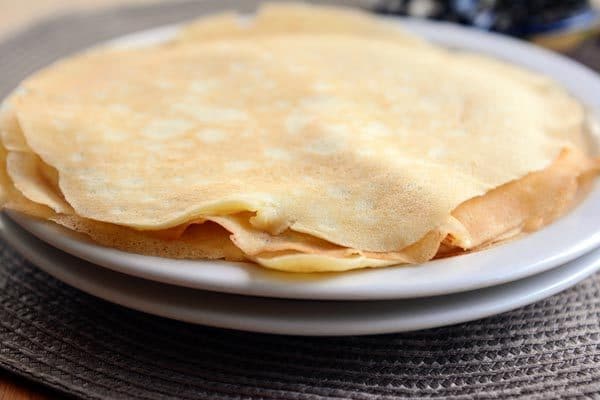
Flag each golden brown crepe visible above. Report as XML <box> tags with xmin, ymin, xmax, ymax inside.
<box><xmin>0</xmin><ymin>3</ymin><xmax>597</xmax><ymax>272</ymax></box>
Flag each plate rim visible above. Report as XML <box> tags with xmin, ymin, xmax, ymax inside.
<box><xmin>2</xmin><ymin>214</ymin><xmax>600</xmax><ymax>336</ymax></box>
<box><xmin>7</xmin><ymin>16</ymin><xmax>600</xmax><ymax>300</ymax></box>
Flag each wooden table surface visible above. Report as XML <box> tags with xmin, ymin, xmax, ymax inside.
<box><xmin>0</xmin><ymin>372</ymin><xmax>55</xmax><ymax>400</ymax></box>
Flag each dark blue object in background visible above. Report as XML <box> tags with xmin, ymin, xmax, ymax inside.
<box><xmin>373</xmin><ymin>0</ymin><xmax>596</xmax><ymax>36</ymax></box>
<box><xmin>372</xmin><ymin>0</ymin><xmax>600</xmax><ymax>70</ymax></box>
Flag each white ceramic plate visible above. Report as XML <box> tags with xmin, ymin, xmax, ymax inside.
<box><xmin>9</xmin><ymin>17</ymin><xmax>600</xmax><ymax>300</ymax></box>
<box><xmin>3</xmin><ymin>213</ymin><xmax>600</xmax><ymax>336</ymax></box>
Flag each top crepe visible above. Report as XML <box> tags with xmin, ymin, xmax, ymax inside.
<box><xmin>0</xmin><ymin>3</ymin><xmax>596</xmax><ymax>271</ymax></box>
<box><xmin>176</xmin><ymin>2</ymin><xmax>429</xmax><ymax>47</ymax></box>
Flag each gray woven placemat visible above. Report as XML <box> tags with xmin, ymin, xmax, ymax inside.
<box><xmin>1</xmin><ymin>1</ymin><xmax>600</xmax><ymax>399</ymax></box>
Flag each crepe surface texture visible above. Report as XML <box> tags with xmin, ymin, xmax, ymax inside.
<box><xmin>0</xmin><ymin>2</ymin><xmax>598</xmax><ymax>272</ymax></box>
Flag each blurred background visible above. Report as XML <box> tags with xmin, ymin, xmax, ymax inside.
<box><xmin>0</xmin><ymin>0</ymin><xmax>599</xmax><ymax>70</ymax></box>
<box><xmin>373</xmin><ymin>0</ymin><xmax>600</xmax><ymax>70</ymax></box>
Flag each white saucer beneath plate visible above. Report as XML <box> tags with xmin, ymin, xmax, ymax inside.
<box><xmin>3</xmin><ymin>213</ymin><xmax>600</xmax><ymax>336</ymax></box>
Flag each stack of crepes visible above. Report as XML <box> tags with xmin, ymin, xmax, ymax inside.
<box><xmin>0</xmin><ymin>3</ymin><xmax>598</xmax><ymax>272</ymax></box>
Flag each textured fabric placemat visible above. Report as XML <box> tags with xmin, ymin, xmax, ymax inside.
<box><xmin>1</xmin><ymin>1</ymin><xmax>600</xmax><ymax>399</ymax></box>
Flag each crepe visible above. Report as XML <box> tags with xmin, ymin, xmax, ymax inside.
<box><xmin>177</xmin><ymin>2</ymin><xmax>428</xmax><ymax>47</ymax></box>
<box><xmin>0</xmin><ymin>3</ymin><xmax>597</xmax><ymax>272</ymax></box>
